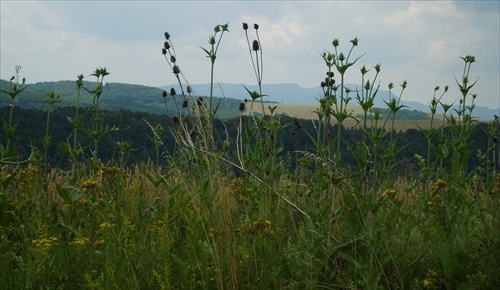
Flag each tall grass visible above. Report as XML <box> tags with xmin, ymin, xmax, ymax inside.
<box><xmin>1</xmin><ymin>24</ymin><xmax>499</xmax><ymax>289</ymax></box>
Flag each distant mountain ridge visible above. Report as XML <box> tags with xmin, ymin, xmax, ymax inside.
<box><xmin>160</xmin><ymin>82</ymin><xmax>499</xmax><ymax>120</ymax></box>
<box><xmin>1</xmin><ymin>79</ymin><xmax>496</xmax><ymax>120</ymax></box>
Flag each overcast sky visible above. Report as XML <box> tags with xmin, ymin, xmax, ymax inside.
<box><xmin>1</xmin><ymin>1</ymin><xmax>499</xmax><ymax>108</ymax></box>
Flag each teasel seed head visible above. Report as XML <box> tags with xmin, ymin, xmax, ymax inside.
<box><xmin>197</xmin><ymin>97</ymin><xmax>203</xmax><ymax>106</ymax></box>
<box><xmin>187</xmin><ymin>85</ymin><xmax>193</xmax><ymax>93</ymax></box>
<box><xmin>170</xmin><ymin>87</ymin><xmax>176</xmax><ymax>96</ymax></box>
<box><xmin>173</xmin><ymin>65</ymin><xmax>181</xmax><ymax>74</ymax></box>
<box><xmin>182</xmin><ymin>100</ymin><xmax>188</xmax><ymax>108</ymax></box>
<box><xmin>164</xmin><ymin>41</ymin><xmax>171</xmax><ymax>50</ymax></box>
<box><xmin>252</xmin><ymin>40</ymin><xmax>260</xmax><ymax>51</ymax></box>
<box><xmin>243</xmin><ymin>23</ymin><xmax>248</xmax><ymax>30</ymax></box>
<box><xmin>254</xmin><ymin>23</ymin><xmax>259</xmax><ymax>30</ymax></box>
<box><xmin>162</xmin><ymin>48</ymin><xmax>167</xmax><ymax>55</ymax></box>
<box><xmin>164</xmin><ymin>32</ymin><xmax>170</xmax><ymax>40</ymax></box>
<box><xmin>162</xmin><ymin>90</ymin><xmax>167</xmax><ymax>98</ymax></box>
<box><xmin>172</xmin><ymin>115</ymin><xmax>179</xmax><ymax>124</ymax></box>
<box><xmin>321</xmin><ymin>81</ymin><xmax>326</xmax><ymax>88</ymax></box>
<box><xmin>170</xmin><ymin>55</ymin><xmax>176</xmax><ymax>63</ymax></box>
<box><xmin>327</xmin><ymin>71</ymin><xmax>334</xmax><ymax>78</ymax></box>
<box><xmin>239</xmin><ymin>102</ymin><xmax>246</xmax><ymax>112</ymax></box>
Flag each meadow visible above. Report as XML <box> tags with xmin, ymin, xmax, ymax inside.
<box><xmin>1</xmin><ymin>23</ymin><xmax>499</xmax><ymax>289</ymax></box>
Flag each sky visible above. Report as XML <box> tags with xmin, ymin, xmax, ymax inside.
<box><xmin>1</xmin><ymin>1</ymin><xmax>499</xmax><ymax>108</ymax></box>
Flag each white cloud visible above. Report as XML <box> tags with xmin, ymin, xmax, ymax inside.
<box><xmin>1</xmin><ymin>1</ymin><xmax>498</xmax><ymax>108</ymax></box>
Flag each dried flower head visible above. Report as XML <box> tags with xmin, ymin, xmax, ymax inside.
<box><xmin>164</xmin><ymin>41</ymin><xmax>171</xmax><ymax>50</ymax></box>
<box><xmin>252</xmin><ymin>40</ymin><xmax>260</xmax><ymax>51</ymax></box>
<box><xmin>164</xmin><ymin>32</ymin><xmax>170</xmax><ymax>40</ymax></box>
<box><xmin>182</xmin><ymin>100</ymin><xmax>188</xmax><ymax>108</ymax></box>
<box><xmin>239</xmin><ymin>102</ymin><xmax>245</xmax><ymax>112</ymax></box>
<box><xmin>170</xmin><ymin>87</ymin><xmax>176</xmax><ymax>96</ymax></box>
<box><xmin>173</xmin><ymin>65</ymin><xmax>181</xmax><ymax>74</ymax></box>
<box><xmin>172</xmin><ymin>115</ymin><xmax>179</xmax><ymax>124</ymax></box>
<box><xmin>187</xmin><ymin>85</ymin><xmax>193</xmax><ymax>93</ymax></box>
<box><xmin>197</xmin><ymin>97</ymin><xmax>203</xmax><ymax>106</ymax></box>
<box><xmin>170</xmin><ymin>55</ymin><xmax>176</xmax><ymax>63</ymax></box>
<box><xmin>243</xmin><ymin>23</ymin><xmax>248</xmax><ymax>30</ymax></box>
<box><xmin>254</xmin><ymin>23</ymin><xmax>259</xmax><ymax>30</ymax></box>
<box><xmin>162</xmin><ymin>90</ymin><xmax>167</xmax><ymax>98</ymax></box>
<box><xmin>162</xmin><ymin>48</ymin><xmax>167</xmax><ymax>55</ymax></box>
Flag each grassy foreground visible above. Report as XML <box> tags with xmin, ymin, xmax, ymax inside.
<box><xmin>1</xmin><ymin>24</ymin><xmax>499</xmax><ymax>289</ymax></box>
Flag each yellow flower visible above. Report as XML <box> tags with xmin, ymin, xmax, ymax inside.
<box><xmin>99</xmin><ymin>222</ymin><xmax>115</xmax><ymax>229</ymax></box>
<box><xmin>94</xmin><ymin>239</ymin><xmax>105</xmax><ymax>246</ymax></box>
<box><xmin>83</xmin><ymin>179</ymin><xmax>99</xmax><ymax>191</ymax></box>
<box><xmin>377</xmin><ymin>189</ymin><xmax>396</xmax><ymax>202</ymax></box>
<box><xmin>432</xmin><ymin>179</ymin><xmax>446</xmax><ymax>191</ymax></box>
<box><xmin>32</xmin><ymin>236</ymin><xmax>58</xmax><ymax>252</ymax></box>
<box><xmin>69</xmin><ymin>237</ymin><xmax>89</xmax><ymax>246</ymax></box>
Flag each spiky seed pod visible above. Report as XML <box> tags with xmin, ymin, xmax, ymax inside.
<box><xmin>197</xmin><ymin>97</ymin><xmax>203</xmax><ymax>106</ymax></box>
<box><xmin>321</xmin><ymin>81</ymin><xmax>326</xmax><ymax>88</ymax></box>
<box><xmin>182</xmin><ymin>100</ymin><xmax>188</xmax><ymax>108</ymax></box>
<box><xmin>173</xmin><ymin>115</ymin><xmax>179</xmax><ymax>124</ymax></box>
<box><xmin>170</xmin><ymin>55</ymin><xmax>176</xmax><ymax>63</ymax></box>
<box><xmin>170</xmin><ymin>88</ymin><xmax>176</xmax><ymax>96</ymax></box>
<box><xmin>162</xmin><ymin>90</ymin><xmax>167</xmax><ymax>98</ymax></box>
<box><xmin>187</xmin><ymin>85</ymin><xmax>193</xmax><ymax>93</ymax></box>
<box><xmin>162</xmin><ymin>48</ymin><xmax>167</xmax><ymax>55</ymax></box>
<box><xmin>252</xmin><ymin>40</ymin><xmax>260</xmax><ymax>51</ymax></box>
<box><xmin>254</xmin><ymin>23</ymin><xmax>259</xmax><ymax>30</ymax></box>
<box><xmin>327</xmin><ymin>72</ymin><xmax>334</xmax><ymax>77</ymax></box>
<box><xmin>173</xmin><ymin>65</ymin><xmax>181</xmax><ymax>74</ymax></box>
<box><xmin>164</xmin><ymin>41</ymin><xmax>171</xmax><ymax>50</ymax></box>
<box><xmin>243</xmin><ymin>23</ymin><xmax>248</xmax><ymax>30</ymax></box>
<box><xmin>239</xmin><ymin>102</ymin><xmax>245</xmax><ymax>112</ymax></box>
<box><xmin>164</xmin><ymin>32</ymin><xmax>170</xmax><ymax>40</ymax></box>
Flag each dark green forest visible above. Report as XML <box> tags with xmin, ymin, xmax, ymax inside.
<box><xmin>0</xmin><ymin>105</ymin><xmax>492</xmax><ymax>174</ymax></box>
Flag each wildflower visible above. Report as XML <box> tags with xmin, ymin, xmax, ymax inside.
<box><xmin>32</xmin><ymin>236</ymin><xmax>58</xmax><ymax>252</ymax></box>
<box><xmin>208</xmin><ymin>227</ymin><xmax>219</xmax><ymax>238</ymax></box>
<box><xmin>376</xmin><ymin>189</ymin><xmax>396</xmax><ymax>202</ymax></box>
<box><xmin>242</xmin><ymin>22</ymin><xmax>248</xmax><ymax>30</ymax></box>
<box><xmin>69</xmin><ymin>237</ymin><xmax>90</xmax><ymax>246</ymax></box>
<box><xmin>422</xmin><ymin>269</ymin><xmax>437</xmax><ymax>288</ymax></box>
<box><xmin>99</xmin><ymin>222</ymin><xmax>115</xmax><ymax>229</ymax></box>
<box><xmin>94</xmin><ymin>239</ymin><xmax>105</xmax><ymax>246</ymax></box>
<box><xmin>432</xmin><ymin>179</ymin><xmax>446</xmax><ymax>191</ymax></box>
<box><xmin>253</xmin><ymin>23</ymin><xmax>259</xmax><ymax>30</ymax></box>
<box><xmin>83</xmin><ymin>179</ymin><xmax>99</xmax><ymax>191</ymax></box>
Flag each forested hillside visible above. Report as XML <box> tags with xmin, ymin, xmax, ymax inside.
<box><xmin>0</xmin><ymin>106</ymin><xmax>490</xmax><ymax>172</ymax></box>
